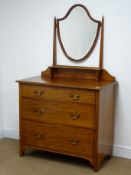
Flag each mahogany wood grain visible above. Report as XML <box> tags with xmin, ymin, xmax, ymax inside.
<box><xmin>17</xmin><ymin>74</ymin><xmax>116</xmax><ymax>91</ymax></box>
<box><xmin>19</xmin><ymin>85</ymin><xmax>24</xmax><ymax>156</ymax></box>
<box><xmin>97</xmin><ymin>85</ymin><xmax>115</xmax><ymax>166</ymax></box>
<box><xmin>22</xmin><ymin>120</ymin><xmax>94</xmax><ymax>157</ymax></box>
<box><xmin>42</xmin><ymin>66</ymin><xmax>116</xmax><ymax>82</ymax></box>
<box><xmin>53</xmin><ymin>17</ymin><xmax>57</xmax><ymax>66</ymax></box>
<box><xmin>21</xmin><ymin>84</ymin><xmax>96</xmax><ymax>104</ymax></box>
<box><xmin>22</xmin><ymin>99</ymin><xmax>95</xmax><ymax>129</ymax></box>
<box><xmin>22</xmin><ymin>144</ymin><xmax>94</xmax><ymax>165</ymax></box>
<box><xmin>17</xmin><ymin>66</ymin><xmax>117</xmax><ymax>171</ymax></box>
<box><xmin>99</xmin><ymin>17</ymin><xmax>104</xmax><ymax>68</ymax></box>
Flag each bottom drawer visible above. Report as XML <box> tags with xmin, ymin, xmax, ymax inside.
<box><xmin>22</xmin><ymin>120</ymin><xmax>94</xmax><ymax>157</ymax></box>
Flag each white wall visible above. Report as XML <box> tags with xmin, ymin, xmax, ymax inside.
<box><xmin>0</xmin><ymin>0</ymin><xmax>131</xmax><ymax>158</ymax></box>
<box><xmin>0</xmin><ymin>62</ymin><xmax>3</xmax><ymax>131</ymax></box>
<box><xmin>0</xmin><ymin>64</ymin><xmax>3</xmax><ymax>130</ymax></box>
<box><xmin>0</xmin><ymin>5</ymin><xmax>3</xmax><ymax>132</ymax></box>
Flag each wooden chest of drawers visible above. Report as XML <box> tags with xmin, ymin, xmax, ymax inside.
<box><xmin>17</xmin><ymin>69</ymin><xmax>116</xmax><ymax>171</ymax></box>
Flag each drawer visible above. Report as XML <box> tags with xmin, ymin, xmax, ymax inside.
<box><xmin>22</xmin><ymin>99</ymin><xmax>95</xmax><ymax>129</ymax></box>
<box><xmin>22</xmin><ymin>120</ymin><xmax>94</xmax><ymax>157</ymax></box>
<box><xmin>21</xmin><ymin>84</ymin><xmax>95</xmax><ymax>104</ymax></box>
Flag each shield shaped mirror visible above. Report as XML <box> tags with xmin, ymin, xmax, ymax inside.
<box><xmin>53</xmin><ymin>4</ymin><xmax>103</xmax><ymax>68</ymax></box>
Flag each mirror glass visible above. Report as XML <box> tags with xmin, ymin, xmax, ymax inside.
<box><xmin>58</xmin><ymin>6</ymin><xmax>98</xmax><ymax>60</ymax></box>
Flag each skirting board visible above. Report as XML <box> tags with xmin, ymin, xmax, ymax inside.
<box><xmin>4</xmin><ymin>129</ymin><xmax>19</xmax><ymax>139</ymax></box>
<box><xmin>0</xmin><ymin>129</ymin><xmax>4</xmax><ymax>139</ymax></box>
<box><xmin>113</xmin><ymin>146</ymin><xmax>131</xmax><ymax>159</ymax></box>
<box><xmin>0</xmin><ymin>129</ymin><xmax>131</xmax><ymax>159</ymax></box>
<box><xmin>0</xmin><ymin>129</ymin><xmax>19</xmax><ymax>140</ymax></box>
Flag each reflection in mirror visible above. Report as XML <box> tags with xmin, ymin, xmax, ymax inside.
<box><xmin>57</xmin><ymin>5</ymin><xmax>100</xmax><ymax>61</ymax></box>
<box><xmin>57</xmin><ymin>35</ymin><xmax>100</xmax><ymax>67</ymax></box>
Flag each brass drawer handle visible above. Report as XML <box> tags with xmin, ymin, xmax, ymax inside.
<box><xmin>69</xmin><ymin>139</ymin><xmax>79</xmax><ymax>145</ymax></box>
<box><xmin>69</xmin><ymin>94</ymin><xmax>80</xmax><ymax>101</ymax></box>
<box><xmin>33</xmin><ymin>90</ymin><xmax>44</xmax><ymax>97</ymax></box>
<box><xmin>34</xmin><ymin>109</ymin><xmax>45</xmax><ymax>115</ymax></box>
<box><xmin>34</xmin><ymin>133</ymin><xmax>44</xmax><ymax>139</ymax></box>
<box><xmin>69</xmin><ymin>113</ymin><xmax>80</xmax><ymax>120</ymax></box>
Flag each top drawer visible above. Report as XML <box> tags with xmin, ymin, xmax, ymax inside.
<box><xmin>20</xmin><ymin>84</ymin><xmax>95</xmax><ymax>104</ymax></box>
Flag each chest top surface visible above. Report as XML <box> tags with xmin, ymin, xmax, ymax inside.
<box><xmin>17</xmin><ymin>73</ymin><xmax>116</xmax><ymax>90</ymax></box>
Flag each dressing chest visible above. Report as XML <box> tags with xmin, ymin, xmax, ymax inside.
<box><xmin>17</xmin><ymin>4</ymin><xmax>117</xmax><ymax>171</ymax></box>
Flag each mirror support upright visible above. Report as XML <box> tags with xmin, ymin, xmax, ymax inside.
<box><xmin>99</xmin><ymin>17</ymin><xmax>104</xmax><ymax>69</ymax></box>
<box><xmin>53</xmin><ymin>17</ymin><xmax>57</xmax><ymax>66</ymax></box>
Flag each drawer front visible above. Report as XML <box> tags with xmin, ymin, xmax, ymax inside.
<box><xmin>21</xmin><ymin>84</ymin><xmax>95</xmax><ymax>104</ymax></box>
<box><xmin>22</xmin><ymin>99</ymin><xmax>95</xmax><ymax>129</ymax></box>
<box><xmin>22</xmin><ymin>120</ymin><xmax>94</xmax><ymax>157</ymax></box>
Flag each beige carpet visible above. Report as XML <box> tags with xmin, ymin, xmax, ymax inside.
<box><xmin>0</xmin><ymin>138</ymin><xmax>131</xmax><ymax>175</ymax></box>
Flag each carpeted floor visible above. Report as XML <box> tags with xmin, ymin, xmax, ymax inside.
<box><xmin>0</xmin><ymin>138</ymin><xmax>131</xmax><ymax>175</ymax></box>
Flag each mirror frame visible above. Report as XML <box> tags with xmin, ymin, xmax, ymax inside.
<box><xmin>53</xmin><ymin>4</ymin><xmax>104</xmax><ymax>68</ymax></box>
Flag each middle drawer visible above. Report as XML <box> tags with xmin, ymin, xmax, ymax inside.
<box><xmin>22</xmin><ymin>99</ymin><xmax>95</xmax><ymax>129</ymax></box>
